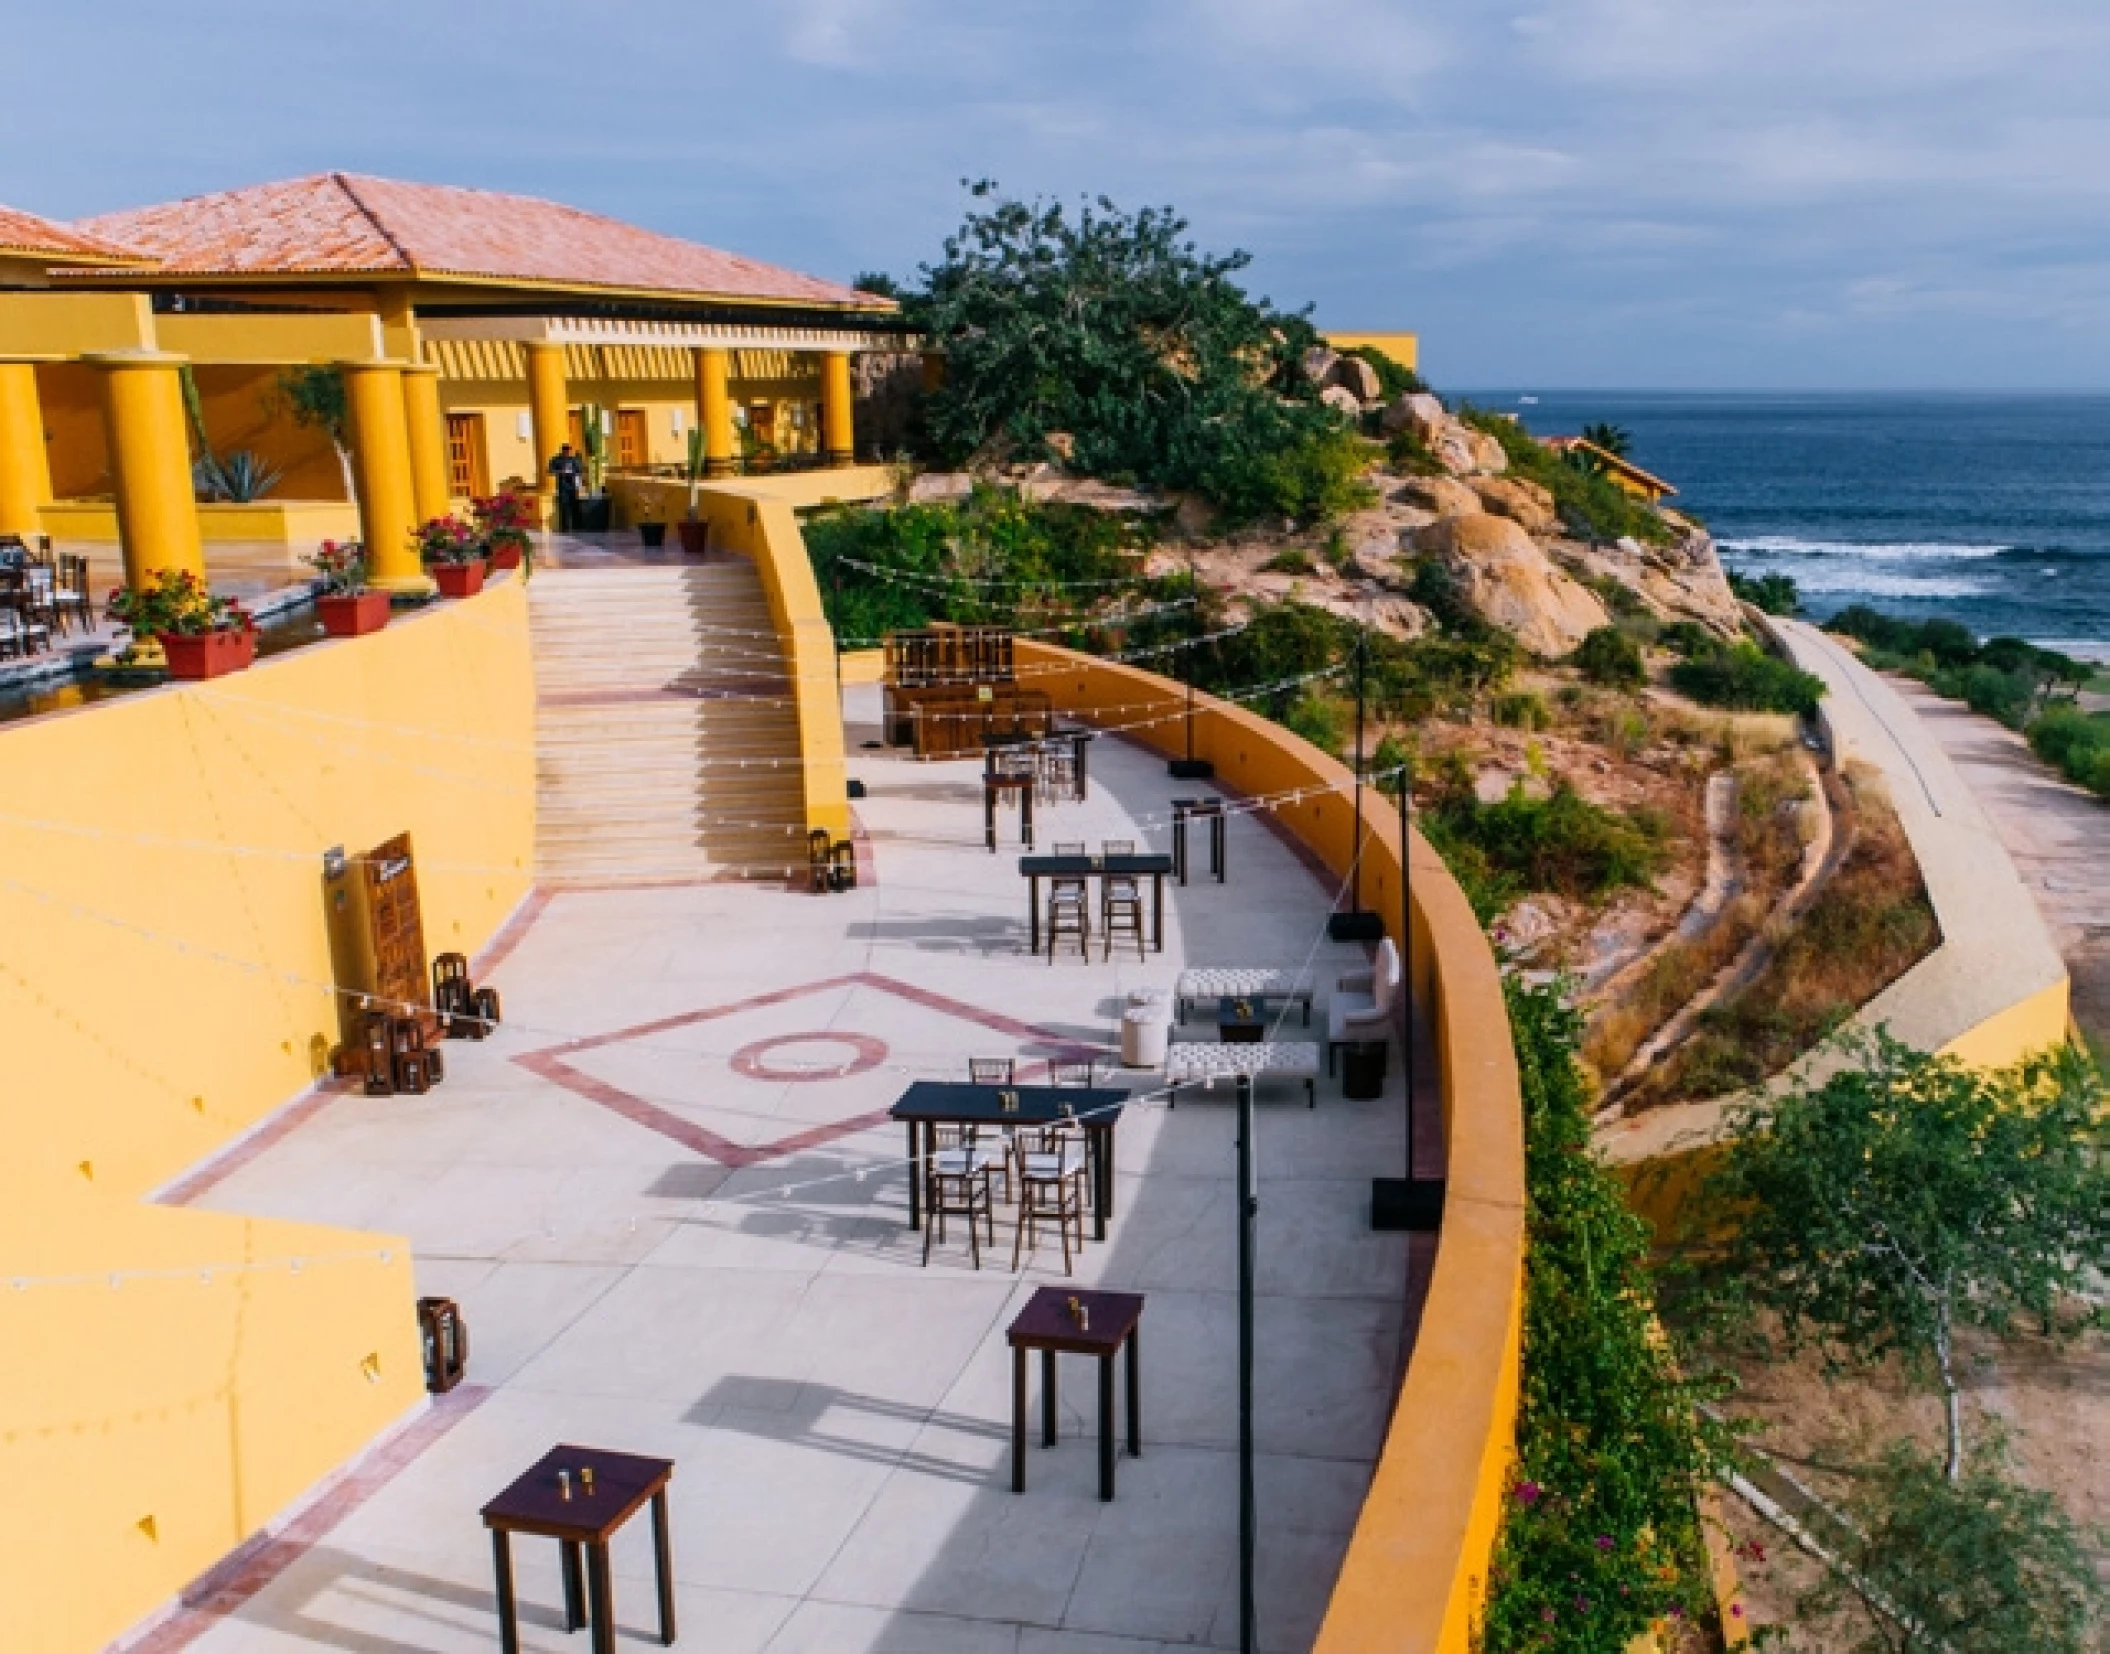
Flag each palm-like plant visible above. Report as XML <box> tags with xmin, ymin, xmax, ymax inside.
<box><xmin>1581</xmin><ymin>421</ymin><xmax>1633</xmax><ymax>458</ymax></box>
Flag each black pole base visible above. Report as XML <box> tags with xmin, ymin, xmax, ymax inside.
<box><xmin>1327</xmin><ymin>910</ymin><xmax>1386</xmax><ymax>942</ymax></box>
<box><xmin>1168</xmin><ymin>758</ymin><xmax>1215</xmax><ymax>779</ymax></box>
<box><xmin>1371</xmin><ymin>1177</ymin><xmax>1445</xmax><ymax>1232</ymax></box>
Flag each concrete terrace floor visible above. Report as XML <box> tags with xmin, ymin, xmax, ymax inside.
<box><xmin>164</xmin><ymin>687</ymin><xmax>1428</xmax><ymax>1654</ymax></box>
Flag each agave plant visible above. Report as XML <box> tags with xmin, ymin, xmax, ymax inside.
<box><xmin>214</xmin><ymin>449</ymin><xmax>284</xmax><ymax>503</ymax></box>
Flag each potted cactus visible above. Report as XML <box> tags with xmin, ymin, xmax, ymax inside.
<box><xmin>677</xmin><ymin>426</ymin><xmax>711</xmax><ymax>555</ymax></box>
<box><xmin>417</xmin><ymin>515</ymin><xmax>487</xmax><ymax>598</ymax></box>
<box><xmin>575</xmin><ymin>403</ymin><xmax>613</xmax><ymax>532</ymax></box>
<box><xmin>306</xmin><ymin>538</ymin><xmax>390</xmax><ymax>636</ymax></box>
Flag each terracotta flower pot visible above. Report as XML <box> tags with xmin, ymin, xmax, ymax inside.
<box><xmin>488</xmin><ymin>540</ymin><xmax>524</xmax><ymax>571</ymax></box>
<box><xmin>317</xmin><ymin>591</ymin><xmax>391</xmax><ymax>638</ymax></box>
<box><xmin>159</xmin><ymin>626</ymin><xmax>255</xmax><ymax>681</ymax></box>
<box><xmin>677</xmin><ymin>520</ymin><xmax>710</xmax><ymax>557</ymax></box>
<box><xmin>431</xmin><ymin>560</ymin><xmax>487</xmax><ymax>599</ymax></box>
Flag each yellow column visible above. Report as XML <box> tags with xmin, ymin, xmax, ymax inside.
<box><xmin>697</xmin><ymin>346</ymin><xmax>735</xmax><ymax>476</ymax></box>
<box><xmin>341</xmin><ymin>360</ymin><xmax>429</xmax><ymax>594</ymax></box>
<box><xmin>0</xmin><ymin>360</ymin><xmax>54</xmax><ymax>539</ymax></box>
<box><xmin>401</xmin><ymin>363</ymin><xmax>451</xmax><ymax>522</ymax></box>
<box><xmin>525</xmin><ymin>341</ymin><xmax>568</xmax><ymax>517</ymax></box>
<box><xmin>86</xmin><ymin>351</ymin><xmax>203</xmax><ymax>589</ymax></box>
<box><xmin>821</xmin><ymin>350</ymin><xmax>855</xmax><ymax>467</ymax></box>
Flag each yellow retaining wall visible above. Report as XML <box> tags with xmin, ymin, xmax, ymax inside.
<box><xmin>0</xmin><ymin>580</ymin><xmax>537</xmax><ymax>1651</ymax></box>
<box><xmin>610</xmin><ymin>467</ymin><xmax>894</xmax><ymax>841</ymax></box>
<box><xmin>1014</xmin><ymin>641</ymin><xmax>1526</xmax><ymax>1653</ymax></box>
<box><xmin>41</xmin><ymin>498</ymin><xmax>361</xmax><ymax>549</ymax></box>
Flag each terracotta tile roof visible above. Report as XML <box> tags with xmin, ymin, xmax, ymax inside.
<box><xmin>69</xmin><ymin>173</ymin><xmax>890</xmax><ymax>310</ymax></box>
<box><xmin>0</xmin><ymin>202</ymin><xmax>151</xmax><ymax>266</ymax></box>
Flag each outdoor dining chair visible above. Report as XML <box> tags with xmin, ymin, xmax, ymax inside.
<box><xmin>923</xmin><ymin>1125</ymin><xmax>999</xmax><ymax>1270</ymax></box>
<box><xmin>1011</xmin><ymin>1121</ymin><xmax>1090</xmax><ymax>1273</ymax></box>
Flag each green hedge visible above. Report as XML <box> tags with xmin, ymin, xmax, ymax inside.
<box><xmin>1669</xmin><ymin>640</ymin><xmax>1825</xmax><ymax>717</ymax></box>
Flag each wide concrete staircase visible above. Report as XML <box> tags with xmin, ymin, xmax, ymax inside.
<box><xmin>530</xmin><ymin>559</ymin><xmax>809</xmax><ymax>885</ymax></box>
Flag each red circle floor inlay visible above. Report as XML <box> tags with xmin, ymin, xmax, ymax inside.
<box><xmin>729</xmin><ymin>1032</ymin><xmax>889</xmax><ymax>1083</ymax></box>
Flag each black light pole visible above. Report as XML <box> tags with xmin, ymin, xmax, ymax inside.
<box><xmin>1170</xmin><ymin>548</ymin><xmax>1214</xmax><ymax>779</ymax></box>
<box><xmin>1373</xmin><ymin>767</ymin><xmax>1444</xmax><ymax>1231</ymax></box>
<box><xmin>1328</xmin><ymin>620</ymin><xmax>1383</xmax><ymax>941</ymax></box>
<box><xmin>1235</xmin><ymin>1073</ymin><xmax>1258</xmax><ymax>1654</ymax></box>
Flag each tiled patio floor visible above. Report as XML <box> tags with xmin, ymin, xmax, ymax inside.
<box><xmin>158</xmin><ymin>689</ymin><xmax>1433</xmax><ymax>1653</ymax></box>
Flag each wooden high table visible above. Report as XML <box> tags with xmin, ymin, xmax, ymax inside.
<box><xmin>1018</xmin><ymin>852</ymin><xmax>1174</xmax><ymax>953</ymax></box>
<box><xmin>890</xmin><ymin>1080</ymin><xmax>1127</xmax><ymax>1240</ymax></box>
<box><xmin>482</xmin><ymin>1444</ymin><xmax>676</xmax><ymax>1654</ymax></box>
<box><xmin>1007</xmin><ymin>1286</ymin><xmax>1145</xmax><ymax>1501</ymax></box>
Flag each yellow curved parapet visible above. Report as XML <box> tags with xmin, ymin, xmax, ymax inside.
<box><xmin>0</xmin><ymin>582</ymin><xmax>536</xmax><ymax>1650</ymax></box>
<box><xmin>1015</xmin><ymin>641</ymin><xmax>1527</xmax><ymax>1653</ymax></box>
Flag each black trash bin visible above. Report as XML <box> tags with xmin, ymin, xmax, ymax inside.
<box><xmin>1341</xmin><ymin>1040</ymin><xmax>1387</xmax><ymax>1101</ymax></box>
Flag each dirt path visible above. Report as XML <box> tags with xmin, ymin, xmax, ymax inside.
<box><xmin>1888</xmin><ymin>678</ymin><xmax>2110</xmax><ymax>1053</ymax></box>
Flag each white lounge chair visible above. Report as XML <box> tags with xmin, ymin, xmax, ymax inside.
<box><xmin>1327</xmin><ymin>937</ymin><xmax>1400</xmax><ymax>1073</ymax></box>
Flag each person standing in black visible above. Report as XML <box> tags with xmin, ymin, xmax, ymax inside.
<box><xmin>547</xmin><ymin>443</ymin><xmax>585</xmax><ymax>531</ymax></box>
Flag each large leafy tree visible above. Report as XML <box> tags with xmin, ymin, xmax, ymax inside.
<box><xmin>1697</xmin><ymin>1032</ymin><xmax>2109</xmax><ymax>1480</ymax></box>
<box><xmin>909</xmin><ymin>183</ymin><xmax>1365</xmax><ymax>523</ymax></box>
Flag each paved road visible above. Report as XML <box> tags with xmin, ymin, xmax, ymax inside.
<box><xmin>1888</xmin><ymin>677</ymin><xmax>2110</xmax><ymax>1054</ymax></box>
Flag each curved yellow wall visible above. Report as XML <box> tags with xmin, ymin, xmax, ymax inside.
<box><xmin>0</xmin><ymin>582</ymin><xmax>537</xmax><ymax>1651</ymax></box>
<box><xmin>1014</xmin><ymin>641</ymin><xmax>1527</xmax><ymax>1653</ymax></box>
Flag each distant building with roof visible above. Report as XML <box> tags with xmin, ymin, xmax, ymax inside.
<box><xmin>1542</xmin><ymin>435</ymin><xmax>1679</xmax><ymax>503</ymax></box>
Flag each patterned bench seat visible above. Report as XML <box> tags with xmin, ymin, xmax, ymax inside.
<box><xmin>1174</xmin><ymin>968</ymin><xmax>1315</xmax><ymax>1025</ymax></box>
<box><xmin>1164</xmin><ymin>1040</ymin><xmax>1321</xmax><ymax>1108</ymax></box>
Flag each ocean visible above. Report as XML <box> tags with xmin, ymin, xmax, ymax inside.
<box><xmin>1459</xmin><ymin>391</ymin><xmax>2110</xmax><ymax>660</ymax></box>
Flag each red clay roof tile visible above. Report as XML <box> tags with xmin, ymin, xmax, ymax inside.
<box><xmin>0</xmin><ymin>202</ymin><xmax>151</xmax><ymax>265</ymax></box>
<box><xmin>72</xmin><ymin>173</ymin><xmax>889</xmax><ymax>309</ymax></box>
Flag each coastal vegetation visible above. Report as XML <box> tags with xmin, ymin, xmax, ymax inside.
<box><xmin>1726</xmin><ymin>570</ymin><xmax>1801</xmax><ymax>616</ymax></box>
<box><xmin>1455</xmin><ymin>403</ymin><xmax>1675</xmax><ymax>547</ymax></box>
<box><xmin>1482</xmin><ymin>974</ymin><xmax>1727</xmax><ymax>1651</ymax></box>
<box><xmin>1666</xmin><ymin>636</ymin><xmax>1826</xmax><ymax>717</ymax></box>
<box><xmin>889</xmin><ymin>183</ymin><xmax>1373</xmax><ymax>526</ymax></box>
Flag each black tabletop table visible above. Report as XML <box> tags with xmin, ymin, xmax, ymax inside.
<box><xmin>889</xmin><ymin>1080</ymin><xmax>1127</xmax><ymax>1240</ymax></box>
<box><xmin>1018</xmin><ymin>853</ymin><xmax>1174</xmax><ymax>954</ymax></box>
<box><xmin>1007</xmin><ymin>1286</ymin><xmax>1144</xmax><ymax>1500</ymax></box>
<box><xmin>482</xmin><ymin>1444</ymin><xmax>676</xmax><ymax>1654</ymax></box>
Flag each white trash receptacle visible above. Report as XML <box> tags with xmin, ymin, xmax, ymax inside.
<box><xmin>1122</xmin><ymin>1006</ymin><xmax>1169</xmax><ymax>1068</ymax></box>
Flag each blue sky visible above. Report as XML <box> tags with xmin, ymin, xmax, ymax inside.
<box><xmin>11</xmin><ymin>0</ymin><xmax>2108</xmax><ymax>389</ymax></box>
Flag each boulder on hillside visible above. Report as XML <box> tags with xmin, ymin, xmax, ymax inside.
<box><xmin>907</xmin><ymin>471</ymin><xmax>975</xmax><ymax>504</ymax></box>
<box><xmin>1559</xmin><ymin>528</ymin><xmax>1744</xmax><ymax>635</ymax></box>
<box><xmin>1379</xmin><ymin>392</ymin><xmax>1448</xmax><ymax>438</ymax></box>
<box><xmin>1332</xmin><ymin>355</ymin><xmax>1382</xmax><ymax>402</ymax></box>
<box><xmin>1301</xmin><ymin>345</ymin><xmax>1341</xmax><ymax>385</ymax></box>
<box><xmin>1472</xmin><ymin>475</ymin><xmax>1557</xmax><ymax>535</ymax></box>
<box><xmin>1394</xmin><ymin>475</ymin><xmax>1483</xmax><ymax>519</ymax></box>
<box><xmin>1461</xmin><ymin>428</ymin><xmax>1510</xmax><ymax>475</ymax></box>
<box><xmin>1319</xmin><ymin>384</ymin><xmax>1363</xmax><ymax>416</ymax></box>
<box><xmin>1414</xmin><ymin>513</ymin><xmax>1611</xmax><ymax>657</ymax></box>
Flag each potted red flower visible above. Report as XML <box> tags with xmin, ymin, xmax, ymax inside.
<box><xmin>417</xmin><ymin>515</ymin><xmax>486</xmax><ymax>597</ymax></box>
<box><xmin>306</xmin><ymin>539</ymin><xmax>390</xmax><ymax>637</ymax></box>
<box><xmin>105</xmin><ymin>568</ymin><xmax>256</xmax><ymax>680</ymax></box>
<box><xmin>471</xmin><ymin>486</ymin><xmax>538</xmax><ymax>573</ymax></box>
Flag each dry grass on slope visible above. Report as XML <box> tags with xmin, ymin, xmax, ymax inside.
<box><xmin>1627</xmin><ymin>764</ymin><xmax>1939</xmax><ymax>1108</ymax></box>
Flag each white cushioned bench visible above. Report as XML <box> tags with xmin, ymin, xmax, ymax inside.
<box><xmin>1174</xmin><ymin>968</ymin><xmax>1315</xmax><ymax>1025</ymax></box>
<box><xmin>1164</xmin><ymin>1040</ymin><xmax>1321</xmax><ymax>1108</ymax></box>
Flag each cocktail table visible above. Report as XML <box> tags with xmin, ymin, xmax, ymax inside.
<box><xmin>1006</xmin><ymin>1286</ymin><xmax>1144</xmax><ymax>1501</ymax></box>
<box><xmin>482</xmin><ymin>1444</ymin><xmax>676</xmax><ymax>1654</ymax></box>
<box><xmin>1216</xmin><ymin>995</ymin><xmax>1275</xmax><ymax>1044</ymax></box>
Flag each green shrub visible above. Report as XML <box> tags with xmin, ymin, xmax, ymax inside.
<box><xmin>1433</xmin><ymin>779</ymin><xmax>1664</xmax><ymax>903</ymax></box>
<box><xmin>1727</xmin><ymin>570</ymin><xmax>1801</xmax><ymax>615</ymax></box>
<box><xmin>1480</xmin><ymin>976</ymin><xmax>1725</xmax><ymax>1649</ymax></box>
<box><xmin>1492</xmin><ymin>690</ymin><xmax>1553</xmax><ymax>730</ymax></box>
<box><xmin>1930</xmin><ymin>662</ymin><xmax>2038</xmax><ymax>730</ymax></box>
<box><xmin>1260</xmin><ymin>547</ymin><xmax>1317</xmax><ymax>576</ymax></box>
<box><xmin>1657</xmin><ymin>620</ymin><xmax>1717</xmax><ymax>658</ymax></box>
<box><xmin>1385</xmin><ymin>426</ymin><xmax>1445</xmax><ymax>476</ymax></box>
<box><xmin>1198</xmin><ymin>423</ymin><xmax>1378</xmax><ymax>527</ymax></box>
<box><xmin>2027</xmin><ymin>706</ymin><xmax>2110</xmax><ymax>797</ymax></box>
<box><xmin>1670</xmin><ymin>641</ymin><xmax>1825</xmax><ymax>716</ymax></box>
<box><xmin>1572</xmin><ymin>626</ymin><xmax>1646</xmax><ymax>691</ymax></box>
<box><xmin>1282</xmin><ymin>689</ymin><xmax>1349</xmax><ymax>755</ymax></box>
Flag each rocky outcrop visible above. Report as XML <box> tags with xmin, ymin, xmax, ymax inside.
<box><xmin>1472</xmin><ymin>475</ymin><xmax>1557</xmax><ymax>536</ymax></box>
<box><xmin>1378</xmin><ymin>393</ymin><xmax>1507</xmax><ymax>477</ymax></box>
<box><xmin>1414</xmin><ymin>513</ymin><xmax>1610</xmax><ymax>657</ymax></box>
<box><xmin>1332</xmin><ymin>355</ymin><xmax>1382</xmax><ymax>402</ymax></box>
<box><xmin>1394</xmin><ymin>475</ymin><xmax>1483</xmax><ymax>519</ymax></box>
<box><xmin>1319</xmin><ymin>384</ymin><xmax>1364</xmax><ymax>416</ymax></box>
<box><xmin>904</xmin><ymin>468</ymin><xmax>1159</xmax><ymax>513</ymax></box>
<box><xmin>1556</xmin><ymin>527</ymin><xmax>1743</xmax><ymax>636</ymax></box>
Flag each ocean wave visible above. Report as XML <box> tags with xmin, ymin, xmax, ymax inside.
<box><xmin>1785</xmin><ymin>570</ymin><xmax>1994</xmax><ymax>599</ymax></box>
<box><xmin>1720</xmin><ymin>535</ymin><xmax>2011</xmax><ymax>562</ymax></box>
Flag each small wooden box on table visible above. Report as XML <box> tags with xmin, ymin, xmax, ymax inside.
<box><xmin>482</xmin><ymin>1444</ymin><xmax>676</xmax><ymax>1654</ymax></box>
<box><xmin>1007</xmin><ymin>1286</ymin><xmax>1144</xmax><ymax>1501</ymax></box>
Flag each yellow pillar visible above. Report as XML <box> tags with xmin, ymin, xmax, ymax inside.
<box><xmin>525</xmin><ymin>341</ymin><xmax>569</xmax><ymax>517</ymax></box>
<box><xmin>401</xmin><ymin>363</ymin><xmax>451</xmax><ymax>522</ymax></box>
<box><xmin>86</xmin><ymin>351</ymin><xmax>203</xmax><ymax>589</ymax></box>
<box><xmin>696</xmin><ymin>346</ymin><xmax>735</xmax><ymax>476</ymax></box>
<box><xmin>341</xmin><ymin>360</ymin><xmax>429</xmax><ymax>594</ymax></box>
<box><xmin>821</xmin><ymin>349</ymin><xmax>855</xmax><ymax>467</ymax></box>
<box><xmin>0</xmin><ymin>360</ymin><xmax>53</xmax><ymax>539</ymax></box>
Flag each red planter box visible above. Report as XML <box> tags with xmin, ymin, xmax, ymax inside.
<box><xmin>159</xmin><ymin>626</ymin><xmax>256</xmax><ymax>681</ymax></box>
<box><xmin>431</xmin><ymin>560</ymin><xmax>487</xmax><ymax>598</ymax></box>
<box><xmin>317</xmin><ymin>591</ymin><xmax>391</xmax><ymax>638</ymax></box>
<box><xmin>677</xmin><ymin>520</ymin><xmax>710</xmax><ymax>557</ymax></box>
<box><xmin>488</xmin><ymin>540</ymin><xmax>524</xmax><ymax>571</ymax></box>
